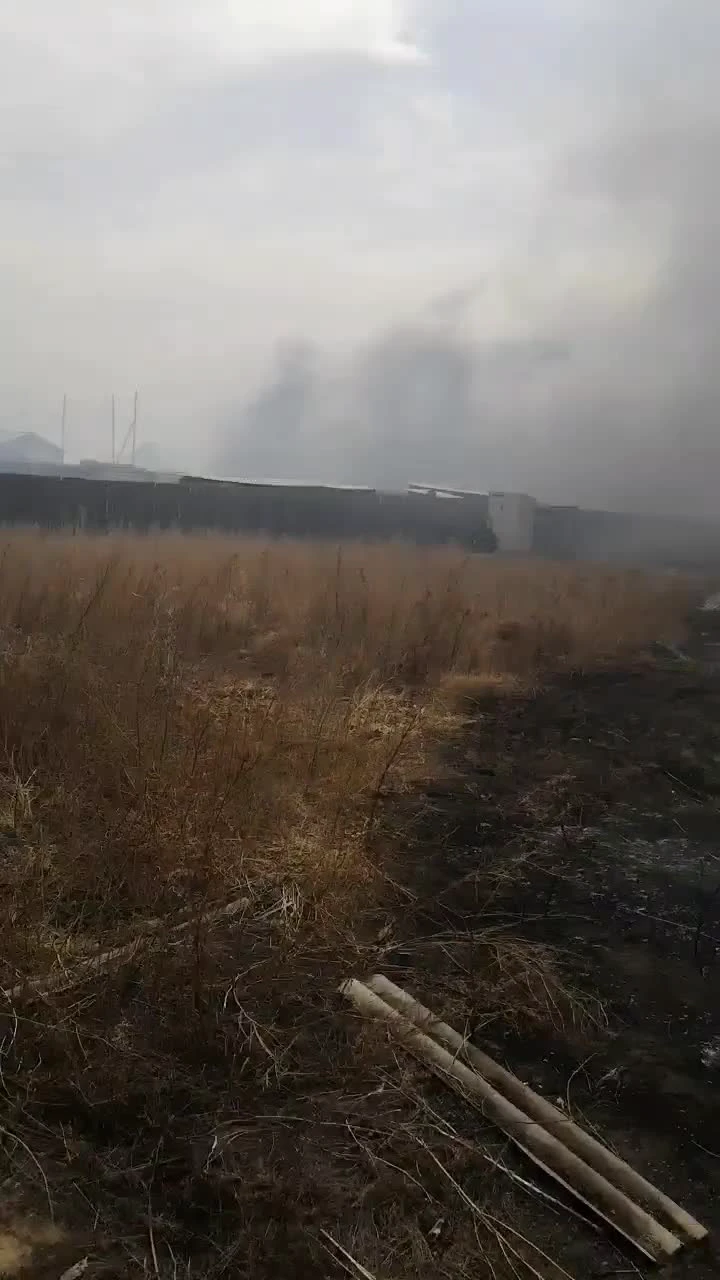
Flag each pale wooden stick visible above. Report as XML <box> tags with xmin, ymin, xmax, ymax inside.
<box><xmin>367</xmin><ymin>973</ymin><xmax>706</xmax><ymax>1244</ymax></box>
<box><xmin>319</xmin><ymin>1229</ymin><xmax>378</xmax><ymax>1279</ymax></box>
<box><xmin>3</xmin><ymin>897</ymin><xmax>249</xmax><ymax>1003</ymax></box>
<box><xmin>59</xmin><ymin>1259</ymin><xmax>89</xmax><ymax>1280</ymax></box>
<box><xmin>341</xmin><ymin>978</ymin><xmax>681</xmax><ymax>1263</ymax></box>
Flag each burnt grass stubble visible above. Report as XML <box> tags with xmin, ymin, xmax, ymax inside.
<box><xmin>2</xmin><ymin>618</ymin><xmax>720</xmax><ymax>1277</ymax></box>
<box><xmin>384</xmin><ymin>615</ymin><xmax>720</xmax><ymax>1278</ymax></box>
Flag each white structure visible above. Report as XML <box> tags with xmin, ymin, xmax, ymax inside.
<box><xmin>488</xmin><ymin>491</ymin><xmax>537</xmax><ymax>553</ymax></box>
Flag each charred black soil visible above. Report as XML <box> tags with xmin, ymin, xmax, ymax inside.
<box><xmin>4</xmin><ymin>615</ymin><xmax>720</xmax><ymax>1278</ymax></box>
<box><xmin>382</xmin><ymin>612</ymin><xmax>720</xmax><ymax>1278</ymax></box>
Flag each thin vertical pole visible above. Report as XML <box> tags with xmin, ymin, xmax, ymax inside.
<box><xmin>61</xmin><ymin>393</ymin><xmax>67</xmax><ymax>465</ymax></box>
<box><xmin>131</xmin><ymin>391</ymin><xmax>138</xmax><ymax>466</ymax></box>
<box><xmin>111</xmin><ymin>394</ymin><xmax>116</xmax><ymax>464</ymax></box>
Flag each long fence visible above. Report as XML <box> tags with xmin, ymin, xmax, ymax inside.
<box><xmin>0</xmin><ymin>472</ymin><xmax>496</xmax><ymax>549</ymax></box>
<box><xmin>1</xmin><ymin>470</ymin><xmax>717</xmax><ymax>566</ymax></box>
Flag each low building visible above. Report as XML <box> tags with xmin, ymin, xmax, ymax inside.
<box><xmin>488</xmin><ymin>491</ymin><xmax>537</xmax><ymax>553</ymax></box>
<box><xmin>410</xmin><ymin>484</ymin><xmax>536</xmax><ymax>553</ymax></box>
<box><xmin>0</xmin><ymin>432</ymin><xmax>63</xmax><ymax>467</ymax></box>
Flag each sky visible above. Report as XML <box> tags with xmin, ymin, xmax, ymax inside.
<box><xmin>2</xmin><ymin>2</ymin><xmax>720</xmax><ymax>513</ymax></box>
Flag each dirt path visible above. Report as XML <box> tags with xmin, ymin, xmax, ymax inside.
<box><xmin>386</xmin><ymin>611</ymin><xmax>720</xmax><ymax>1276</ymax></box>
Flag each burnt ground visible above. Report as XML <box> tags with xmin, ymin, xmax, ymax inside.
<box><xmin>3</xmin><ymin>612</ymin><xmax>720</xmax><ymax>1278</ymax></box>
<box><xmin>382</xmin><ymin>609</ymin><xmax>720</xmax><ymax>1277</ymax></box>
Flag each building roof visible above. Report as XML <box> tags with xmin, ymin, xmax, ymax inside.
<box><xmin>0</xmin><ymin>432</ymin><xmax>63</xmax><ymax>462</ymax></box>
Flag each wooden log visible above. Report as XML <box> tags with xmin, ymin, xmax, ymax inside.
<box><xmin>2</xmin><ymin>897</ymin><xmax>249</xmax><ymax>1003</ymax></box>
<box><xmin>367</xmin><ymin>973</ymin><xmax>707</xmax><ymax>1244</ymax></box>
<box><xmin>341</xmin><ymin>978</ymin><xmax>681</xmax><ymax>1263</ymax></box>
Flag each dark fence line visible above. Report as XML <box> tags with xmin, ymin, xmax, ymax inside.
<box><xmin>0</xmin><ymin>472</ymin><xmax>497</xmax><ymax>550</ymax></box>
<box><xmin>2</xmin><ymin>470</ymin><xmax>716</xmax><ymax>565</ymax></box>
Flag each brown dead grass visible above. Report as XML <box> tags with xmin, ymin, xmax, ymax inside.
<box><xmin>0</xmin><ymin>531</ymin><xmax>692</xmax><ymax>1277</ymax></box>
<box><xmin>0</xmin><ymin>533</ymin><xmax>689</xmax><ymax>943</ymax></box>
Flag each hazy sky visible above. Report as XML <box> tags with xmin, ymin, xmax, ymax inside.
<box><xmin>3</xmin><ymin>2</ymin><xmax>720</xmax><ymax>512</ymax></box>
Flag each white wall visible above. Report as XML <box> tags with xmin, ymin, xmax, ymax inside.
<box><xmin>488</xmin><ymin>492</ymin><xmax>537</xmax><ymax>553</ymax></box>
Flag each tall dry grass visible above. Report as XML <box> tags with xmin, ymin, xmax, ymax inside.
<box><xmin>0</xmin><ymin>531</ymin><xmax>693</xmax><ymax>1277</ymax></box>
<box><xmin>0</xmin><ymin>532</ymin><xmax>690</xmax><ymax>955</ymax></box>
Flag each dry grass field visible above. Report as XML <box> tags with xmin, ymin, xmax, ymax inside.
<box><xmin>0</xmin><ymin>532</ymin><xmax>694</xmax><ymax>1278</ymax></box>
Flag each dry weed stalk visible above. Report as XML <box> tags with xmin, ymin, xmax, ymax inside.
<box><xmin>0</xmin><ymin>531</ymin><xmax>692</xmax><ymax>1277</ymax></box>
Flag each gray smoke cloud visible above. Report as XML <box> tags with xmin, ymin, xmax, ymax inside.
<box><xmin>5</xmin><ymin>2</ymin><xmax>720</xmax><ymax>516</ymax></box>
<box><xmin>216</xmin><ymin>315</ymin><xmax>574</xmax><ymax>492</ymax></box>
<box><xmin>216</xmin><ymin>192</ymin><xmax>720</xmax><ymax>514</ymax></box>
<box><xmin>216</xmin><ymin>2</ymin><xmax>720</xmax><ymax>518</ymax></box>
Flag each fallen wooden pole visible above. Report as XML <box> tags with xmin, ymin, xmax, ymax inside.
<box><xmin>340</xmin><ymin>978</ymin><xmax>681</xmax><ymax>1263</ymax></box>
<box><xmin>319</xmin><ymin>1230</ymin><xmax>378</xmax><ymax>1280</ymax></box>
<box><xmin>2</xmin><ymin>896</ymin><xmax>249</xmax><ymax>1003</ymax></box>
<box><xmin>367</xmin><ymin>973</ymin><xmax>707</xmax><ymax>1245</ymax></box>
